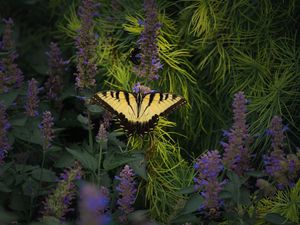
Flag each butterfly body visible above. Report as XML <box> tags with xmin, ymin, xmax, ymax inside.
<box><xmin>91</xmin><ymin>91</ymin><xmax>186</xmax><ymax>135</ymax></box>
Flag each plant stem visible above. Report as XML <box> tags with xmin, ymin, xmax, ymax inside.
<box><xmin>97</xmin><ymin>143</ymin><xmax>103</xmax><ymax>186</ymax></box>
<box><xmin>87</xmin><ymin>110</ymin><xmax>94</xmax><ymax>153</ymax></box>
<box><xmin>29</xmin><ymin>147</ymin><xmax>46</xmax><ymax>220</ymax></box>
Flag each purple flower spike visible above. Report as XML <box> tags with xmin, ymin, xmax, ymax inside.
<box><xmin>40</xmin><ymin>111</ymin><xmax>54</xmax><ymax>149</ymax></box>
<box><xmin>0</xmin><ymin>103</ymin><xmax>10</xmax><ymax>164</ymax></box>
<box><xmin>42</xmin><ymin>162</ymin><xmax>82</xmax><ymax>220</ymax></box>
<box><xmin>194</xmin><ymin>150</ymin><xmax>223</xmax><ymax>214</ymax></box>
<box><xmin>132</xmin><ymin>82</ymin><xmax>153</xmax><ymax>94</ymax></box>
<box><xmin>74</xmin><ymin>0</ymin><xmax>98</xmax><ymax>89</ymax></box>
<box><xmin>222</xmin><ymin>92</ymin><xmax>251</xmax><ymax>176</ymax></box>
<box><xmin>263</xmin><ymin>116</ymin><xmax>300</xmax><ymax>189</ymax></box>
<box><xmin>25</xmin><ymin>78</ymin><xmax>39</xmax><ymax>117</ymax></box>
<box><xmin>134</xmin><ymin>0</ymin><xmax>162</xmax><ymax>80</ymax></box>
<box><xmin>115</xmin><ymin>165</ymin><xmax>137</xmax><ymax>222</ymax></box>
<box><xmin>78</xmin><ymin>184</ymin><xmax>110</xmax><ymax>225</ymax></box>
<box><xmin>96</xmin><ymin>123</ymin><xmax>107</xmax><ymax>142</ymax></box>
<box><xmin>0</xmin><ymin>18</ymin><xmax>23</xmax><ymax>93</ymax></box>
<box><xmin>45</xmin><ymin>42</ymin><xmax>66</xmax><ymax>100</ymax></box>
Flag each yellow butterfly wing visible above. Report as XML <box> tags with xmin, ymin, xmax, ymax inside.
<box><xmin>138</xmin><ymin>92</ymin><xmax>186</xmax><ymax>123</ymax></box>
<box><xmin>91</xmin><ymin>91</ymin><xmax>186</xmax><ymax>135</ymax></box>
<box><xmin>91</xmin><ymin>91</ymin><xmax>138</xmax><ymax>122</ymax></box>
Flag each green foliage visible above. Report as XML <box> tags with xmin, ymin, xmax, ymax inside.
<box><xmin>255</xmin><ymin>179</ymin><xmax>300</xmax><ymax>225</ymax></box>
<box><xmin>1</xmin><ymin>0</ymin><xmax>300</xmax><ymax>224</ymax></box>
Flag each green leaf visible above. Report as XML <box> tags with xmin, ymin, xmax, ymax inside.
<box><xmin>170</xmin><ymin>214</ymin><xmax>199</xmax><ymax>224</ymax></box>
<box><xmin>0</xmin><ymin>182</ymin><xmax>11</xmax><ymax>192</ymax></box>
<box><xmin>179</xmin><ymin>185</ymin><xmax>195</xmax><ymax>194</ymax></box>
<box><xmin>128</xmin><ymin>153</ymin><xmax>147</xmax><ymax>180</ymax></box>
<box><xmin>239</xmin><ymin>188</ymin><xmax>251</xmax><ymax>205</ymax></box>
<box><xmin>0</xmin><ymin>90</ymin><xmax>20</xmax><ymax>107</ymax></box>
<box><xmin>29</xmin><ymin>216</ymin><xmax>68</xmax><ymax>225</ymax></box>
<box><xmin>66</xmin><ymin>147</ymin><xmax>97</xmax><ymax>171</ymax></box>
<box><xmin>31</xmin><ymin>168</ymin><xmax>57</xmax><ymax>182</ymax></box>
<box><xmin>12</xmin><ymin>118</ymin><xmax>43</xmax><ymax>145</ymax></box>
<box><xmin>219</xmin><ymin>190</ymin><xmax>232</xmax><ymax>199</ymax></box>
<box><xmin>245</xmin><ymin>171</ymin><xmax>265</xmax><ymax>177</ymax></box>
<box><xmin>10</xmin><ymin>113</ymin><xmax>28</xmax><ymax>126</ymax></box>
<box><xmin>53</xmin><ymin>153</ymin><xmax>74</xmax><ymax>168</ymax></box>
<box><xmin>87</xmin><ymin>104</ymin><xmax>103</xmax><ymax>113</ymax></box>
<box><xmin>181</xmin><ymin>193</ymin><xmax>203</xmax><ymax>215</ymax></box>
<box><xmin>0</xmin><ymin>207</ymin><xmax>19</xmax><ymax>224</ymax></box>
<box><xmin>77</xmin><ymin>114</ymin><xmax>89</xmax><ymax>129</ymax></box>
<box><xmin>9</xmin><ymin>193</ymin><xmax>27</xmax><ymax>211</ymax></box>
<box><xmin>264</xmin><ymin>213</ymin><xmax>296</xmax><ymax>225</ymax></box>
<box><xmin>103</xmin><ymin>151</ymin><xmax>143</xmax><ymax>171</ymax></box>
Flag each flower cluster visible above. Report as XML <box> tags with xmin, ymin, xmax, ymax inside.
<box><xmin>0</xmin><ymin>103</ymin><xmax>10</xmax><ymax>164</ymax></box>
<box><xmin>25</xmin><ymin>78</ymin><xmax>40</xmax><ymax>117</ymax></box>
<box><xmin>222</xmin><ymin>91</ymin><xmax>251</xmax><ymax>176</ymax></box>
<box><xmin>115</xmin><ymin>165</ymin><xmax>137</xmax><ymax>222</ymax></box>
<box><xmin>96</xmin><ymin>112</ymin><xmax>112</xmax><ymax>143</ymax></box>
<box><xmin>135</xmin><ymin>0</ymin><xmax>162</xmax><ymax>80</ymax></box>
<box><xmin>78</xmin><ymin>183</ymin><xmax>110</xmax><ymax>225</ymax></box>
<box><xmin>74</xmin><ymin>0</ymin><xmax>99</xmax><ymax>89</ymax></box>
<box><xmin>42</xmin><ymin>162</ymin><xmax>82</xmax><ymax>220</ymax></box>
<box><xmin>96</xmin><ymin>123</ymin><xmax>107</xmax><ymax>143</ymax></box>
<box><xmin>194</xmin><ymin>150</ymin><xmax>223</xmax><ymax>213</ymax></box>
<box><xmin>0</xmin><ymin>18</ymin><xmax>23</xmax><ymax>93</ymax></box>
<box><xmin>40</xmin><ymin>111</ymin><xmax>54</xmax><ymax>149</ymax></box>
<box><xmin>45</xmin><ymin>42</ymin><xmax>67</xmax><ymax>100</ymax></box>
<box><xmin>132</xmin><ymin>82</ymin><xmax>153</xmax><ymax>94</ymax></box>
<box><xmin>263</xmin><ymin>116</ymin><xmax>300</xmax><ymax>189</ymax></box>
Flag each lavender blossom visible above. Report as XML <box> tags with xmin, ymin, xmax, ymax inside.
<box><xmin>40</xmin><ymin>111</ymin><xmax>54</xmax><ymax>148</ymax></box>
<box><xmin>45</xmin><ymin>42</ymin><xmax>67</xmax><ymax>100</ymax></box>
<box><xmin>115</xmin><ymin>165</ymin><xmax>137</xmax><ymax>222</ymax></box>
<box><xmin>0</xmin><ymin>18</ymin><xmax>23</xmax><ymax>93</ymax></box>
<box><xmin>263</xmin><ymin>116</ymin><xmax>300</xmax><ymax>189</ymax></box>
<box><xmin>194</xmin><ymin>150</ymin><xmax>223</xmax><ymax>213</ymax></box>
<box><xmin>222</xmin><ymin>92</ymin><xmax>251</xmax><ymax>176</ymax></box>
<box><xmin>74</xmin><ymin>0</ymin><xmax>99</xmax><ymax>89</ymax></box>
<box><xmin>42</xmin><ymin>162</ymin><xmax>82</xmax><ymax>220</ymax></box>
<box><xmin>0</xmin><ymin>103</ymin><xmax>10</xmax><ymax>164</ymax></box>
<box><xmin>96</xmin><ymin>123</ymin><xmax>107</xmax><ymax>142</ymax></box>
<box><xmin>134</xmin><ymin>0</ymin><xmax>162</xmax><ymax>80</ymax></box>
<box><xmin>25</xmin><ymin>78</ymin><xmax>39</xmax><ymax>117</ymax></box>
<box><xmin>78</xmin><ymin>184</ymin><xmax>110</xmax><ymax>225</ymax></box>
<box><xmin>132</xmin><ymin>82</ymin><xmax>153</xmax><ymax>94</ymax></box>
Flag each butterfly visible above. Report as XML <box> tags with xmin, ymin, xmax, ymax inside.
<box><xmin>90</xmin><ymin>90</ymin><xmax>186</xmax><ymax>135</ymax></box>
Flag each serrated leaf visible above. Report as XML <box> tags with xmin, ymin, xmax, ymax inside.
<box><xmin>181</xmin><ymin>193</ymin><xmax>203</xmax><ymax>215</ymax></box>
<box><xmin>171</xmin><ymin>214</ymin><xmax>199</xmax><ymax>224</ymax></box>
<box><xmin>0</xmin><ymin>90</ymin><xmax>20</xmax><ymax>107</ymax></box>
<box><xmin>179</xmin><ymin>185</ymin><xmax>195</xmax><ymax>194</ymax></box>
<box><xmin>0</xmin><ymin>182</ymin><xmax>11</xmax><ymax>192</ymax></box>
<box><xmin>66</xmin><ymin>147</ymin><xmax>97</xmax><ymax>171</ymax></box>
<box><xmin>0</xmin><ymin>207</ymin><xmax>19</xmax><ymax>224</ymax></box>
<box><xmin>103</xmin><ymin>152</ymin><xmax>143</xmax><ymax>171</ymax></box>
<box><xmin>87</xmin><ymin>104</ymin><xmax>103</xmax><ymax>113</ymax></box>
<box><xmin>219</xmin><ymin>190</ymin><xmax>232</xmax><ymax>199</ymax></box>
<box><xmin>128</xmin><ymin>154</ymin><xmax>147</xmax><ymax>180</ymax></box>
<box><xmin>12</xmin><ymin>118</ymin><xmax>43</xmax><ymax>145</ymax></box>
<box><xmin>10</xmin><ymin>114</ymin><xmax>28</xmax><ymax>126</ymax></box>
<box><xmin>77</xmin><ymin>114</ymin><xmax>89</xmax><ymax>129</ymax></box>
<box><xmin>31</xmin><ymin>168</ymin><xmax>57</xmax><ymax>182</ymax></box>
<box><xmin>53</xmin><ymin>153</ymin><xmax>74</xmax><ymax>168</ymax></box>
<box><xmin>245</xmin><ymin>170</ymin><xmax>265</xmax><ymax>177</ymax></box>
<box><xmin>264</xmin><ymin>213</ymin><xmax>295</xmax><ymax>225</ymax></box>
<box><xmin>9</xmin><ymin>193</ymin><xmax>26</xmax><ymax>211</ymax></box>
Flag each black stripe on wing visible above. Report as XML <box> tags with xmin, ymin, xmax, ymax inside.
<box><xmin>90</xmin><ymin>92</ymin><xmax>117</xmax><ymax>115</ymax></box>
<box><xmin>160</xmin><ymin>95</ymin><xmax>187</xmax><ymax>116</ymax></box>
